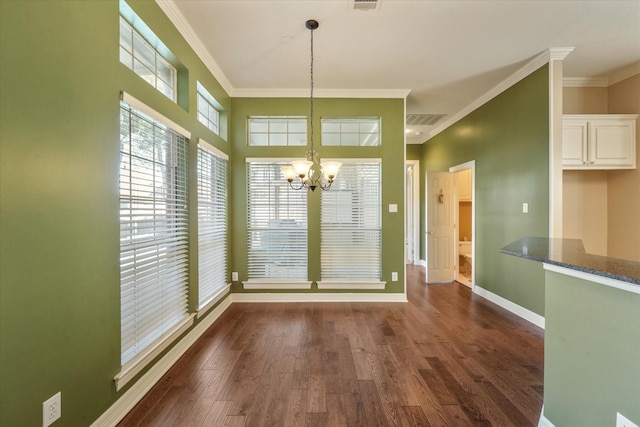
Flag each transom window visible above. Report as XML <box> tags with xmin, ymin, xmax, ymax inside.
<box><xmin>248</xmin><ymin>116</ymin><xmax>307</xmax><ymax>146</ymax></box>
<box><xmin>197</xmin><ymin>82</ymin><xmax>220</xmax><ymax>135</ymax></box>
<box><xmin>119</xmin><ymin>16</ymin><xmax>176</xmax><ymax>101</ymax></box>
<box><xmin>321</xmin><ymin>117</ymin><xmax>381</xmax><ymax>146</ymax></box>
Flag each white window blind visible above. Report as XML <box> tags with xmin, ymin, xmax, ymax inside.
<box><xmin>321</xmin><ymin>160</ymin><xmax>382</xmax><ymax>280</ymax></box>
<box><xmin>246</xmin><ymin>161</ymin><xmax>308</xmax><ymax>280</ymax></box>
<box><xmin>119</xmin><ymin>103</ymin><xmax>189</xmax><ymax>366</ymax></box>
<box><xmin>197</xmin><ymin>142</ymin><xmax>228</xmax><ymax>308</ymax></box>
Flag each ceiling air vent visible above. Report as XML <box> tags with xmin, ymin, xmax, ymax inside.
<box><xmin>406</xmin><ymin>114</ymin><xmax>447</xmax><ymax>126</ymax></box>
<box><xmin>352</xmin><ymin>0</ymin><xmax>381</xmax><ymax>11</ymax></box>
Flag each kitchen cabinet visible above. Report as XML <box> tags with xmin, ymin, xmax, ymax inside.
<box><xmin>562</xmin><ymin>114</ymin><xmax>637</xmax><ymax>170</ymax></box>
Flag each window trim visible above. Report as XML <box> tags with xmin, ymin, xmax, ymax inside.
<box><xmin>196</xmin><ymin>138</ymin><xmax>229</xmax><ymax>312</ymax></box>
<box><xmin>116</xmin><ymin>97</ymin><xmax>192</xmax><ymax>390</ymax></box>
<box><xmin>245</xmin><ymin>158</ymin><xmax>310</xmax><ymax>285</ymax></box>
<box><xmin>319</xmin><ymin>158</ymin><xmax>384</xmax><ymax>287</ymax></box>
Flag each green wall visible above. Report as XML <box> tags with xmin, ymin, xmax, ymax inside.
<box><xmin>230</xmin><ymin>97</ymin><xmax>406</xmax><ymax>293</ymax></box>
<box><xmin>419</xmin><ymin>66</ymin><xmax>550</xmax><ymax>315</ymax></box>
<box><xmin>0</xmin><ymin>1</ymin><xmax>230</xmax><ymax>425</ymax></box>
<box><xmin>544</xmin><ymin>271</ymin><xmax>640</xmax><ymax>426</ymax></box>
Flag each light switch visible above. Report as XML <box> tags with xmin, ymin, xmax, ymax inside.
<box><xmin>389</xmin><ymin>204</ymin><xmax>398</xmax><ymax>213</ymax></box>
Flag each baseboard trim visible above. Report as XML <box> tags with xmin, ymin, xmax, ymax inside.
<box><xmin>538</xmin><ymin>412</ymin><xmax>556</xmax><ymax>427</ymax></box>
<box><xmin>90</xmin><ymin>296</ymin><xmax>233</xmax><ymax>427</ymax></box>
<box><xmin>473</xmin><ymin>285</ymin><xmax>545</xmax><ymax>329</ymax></box>
<box><xmin>231</xmin><ymin>292</ymin><xmax>407</xmax><ymax>303</ymax></box>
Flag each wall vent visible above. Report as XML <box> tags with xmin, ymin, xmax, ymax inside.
<box><xmin>406</xmin><ymin>114</ymin><xmax>447</xmax><ymax>126</ymax></box>
<box><xmin>352</xmin><ymin>0</ymin><xmax>381</xmax><ymax>11</ymax></box>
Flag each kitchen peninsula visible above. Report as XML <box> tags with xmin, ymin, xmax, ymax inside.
<box><xmin>501</xmin><ymin>237</ymin><xmax>640</xmax><ymax>427</ymax></box>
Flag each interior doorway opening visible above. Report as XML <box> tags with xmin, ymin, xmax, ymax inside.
<box><xmin>406</xmin><ymin>160</ymin><xmax>420</xmax><ymax>265</ymax></box>
<box><xmin>450</xmin><ymin>161</ymin><xmax>475</xmax><ymax>288</ymax></box>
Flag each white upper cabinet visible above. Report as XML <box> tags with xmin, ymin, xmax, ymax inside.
<box><xmin>563</xmin><ymin>115</ymin><xmax>637</xmax><ymax>170</ymax></box>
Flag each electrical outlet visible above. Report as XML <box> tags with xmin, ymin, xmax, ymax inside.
<box><xmin>232</xmin><ymin>272</ymin><xmax>238</xmax><ymax>281</ymax></box>
<box><xmin>617</xmin><ymin>412</ymin><xmax>638</xmax><ymax>427</ymax></box>
<box><xmin>522</xmin><ymin>202</ymin><xmax>529</xmax><ymax>213</ymax></box>
<box><xmin>43</xmin><ymin>392</ymin><xmax>61</xmax><ymax>427</ymax></box>
<box><xmin>392</xmin><ymin>272</ymin><xmax>398</xmax><ymax>281</ymax></box>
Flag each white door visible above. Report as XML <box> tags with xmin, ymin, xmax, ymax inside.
<box><xmin>426</xmin><ymin>171</ymin><xmax>455</xmax><ymax>283</ymax></box>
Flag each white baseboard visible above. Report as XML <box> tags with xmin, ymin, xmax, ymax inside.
<box><xmin>90</xmin><ymin>296</ymin><xmax>233</xmax><ymax>427</ymax></box>
<box><xmin>538</xmin><ymin>411</ymin><xmax>555</xmax><ymax>427</ymax></box>
<box><xmin>416</xmin><ymin>259</ymin><xmax>427</xmax><ymax>267</ymax></box>
<box><xmin>231</xmin><ymin>292</ymin><xmax>407</xmax><ymax>303</ymax></box>
<box><xmin>473</xmin><ymin>285</ymin><xmax>545</xmax><ymax>329</ymax></box>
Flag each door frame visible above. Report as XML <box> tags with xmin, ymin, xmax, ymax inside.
<box><xmin>406</xmin><ymin>160</ymin><xmax>420</xmax><ymax>265</ymax></box>
<box><xmin>449</xmin><ymin>160</ymin><xmax>476</xmax><ymax>290</ymax></box>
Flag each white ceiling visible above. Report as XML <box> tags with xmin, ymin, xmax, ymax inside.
<box><xmin>162</xmin><ymin>0</ymin><xmax>640</xmax><ymax>143</ymax></box>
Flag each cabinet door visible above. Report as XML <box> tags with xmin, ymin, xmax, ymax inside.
<box><xmin>588</xmin><ymin>120</ymin><xmax>636</xmax><ymax>168</ymax></box>
<box><xmin>563</xmin><ymin>120</ymin><xmax>588</xmax><ymax>168</ymax></box>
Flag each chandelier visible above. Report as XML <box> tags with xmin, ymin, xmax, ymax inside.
<box><xmin>280</xmin><ymin>19</ymin><xmax>341</xmax><ymax>191</ymax></box>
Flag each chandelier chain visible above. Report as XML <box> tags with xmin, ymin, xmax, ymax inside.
<box><xmin>309</xmin><ymin>26</ymin><xmax>315</xmax><ymax>160</ymax></box>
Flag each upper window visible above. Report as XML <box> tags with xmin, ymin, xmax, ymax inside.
<box><xmin>246</xmin><ymin>160</ymin><xmax>308</xmax><ymax>280</ymax></box>
<box><xmin>119</xmin><ymin>16</ymin><xmax>176</xmax><ymax>101</ymax></box>
<box><xmin>197</xmin><ymin>82</ymin><xmax>221</xmax><ymax>135</ymax></box>
<box><xmin>321</xmin><ymin>117</ymin><xmax>381</xmax><ymax>146</ymax></box>
<box><xmin>248</xmin><ymin>116</ymin><xmax>307</xmax><ymax>146</ymax></box>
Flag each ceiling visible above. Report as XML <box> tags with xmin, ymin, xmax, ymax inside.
<box><xmin>161</xmin><ymin>0</ymin><xmax>640</xmax><ymax>143</ymax></box>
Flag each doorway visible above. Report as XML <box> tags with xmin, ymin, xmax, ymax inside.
<box><xmin>450</xmin><ymin>161</ymin><xmax>475</xmax><ymax>288</ymax></box>
<box><xmin>424</xmin><ymin>161</ymin><xmax>475</xmax><ymax>287</ymax></box>
<box><xmin>406</xmin><ymin>161</ymin><xmax>420</xmax><ymax>265</ymax></box>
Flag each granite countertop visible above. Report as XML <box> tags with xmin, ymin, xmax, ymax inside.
<box><xmin>500</xmin><ymin>237</ymin><xmax>640</xmax><ymax>285</ymax></box>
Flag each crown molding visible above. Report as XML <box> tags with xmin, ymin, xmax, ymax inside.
<box><xmin>233</xmin><ymin>88</ymin><xmax>411</xmax><ymax>99</ymax></box>
<box><xmin>155</xmin><ymin>0</ymin><xmax>233</xmax><ymax>96</ymax></box>
<box><xmin>563</xmin><ymin>77</ymin><xmax>609</xmax><ymax>88</ymax></box>
<box><xmin>608</xmin><ymin>61</ymin><xmax>640</xmax><ymax>86</ymax></box>
<box><xmin>428</xmin><ymin>47</ymin><xmax>575</xmax><ymax>141</ymax></box>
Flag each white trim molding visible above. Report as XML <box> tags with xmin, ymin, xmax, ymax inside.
<box><xmin>197</xmin><ymin>283</ymin><xmax>231</xmax><ymax>318</ymax></box>
<box><xmin>233</xmin><ymin>88</ymin><xmax>411</xmax><ymax>99</ymax></box>
<box><xmin>114</xmin><ymin>313</ymin><xmax>195</xmax><ymax>391</ymax></box>
<box><xmin>473</xmin><ymin>285</ymin><xmax>545</xmax><ymax>329</ymax></box>
<box><xmin>317</xmin><ymin>280</ymin><xmax>386</xmax><ymax>290</ymax></box>
<box><xmin>242</xmin><ymin>280</ymin><xmax>313</xmax><ymax>290</ymax></box>
<box><xmin>231</xmin><ymin>292</ymin><xmax>407</xmax><ymax>303</ymax></box>
<box><xmin>428</xmin><ymin>47</ymin><xmax>574</xmax><ymax>141</ymax></box>
<box><xmin>92</xmin><ymin>296</ymin><xmax>232</xmax><ymax>427</ymax></box>
<box><xmin>155</xmin><ymin>0</ymin><xmax>233</xmax><ymax>96</ymax></box>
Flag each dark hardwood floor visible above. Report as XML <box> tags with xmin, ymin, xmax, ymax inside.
<box><xmin>118</xmin><ymin>265</ymin><xmax>544</xmax><ymax>426</ymax></box>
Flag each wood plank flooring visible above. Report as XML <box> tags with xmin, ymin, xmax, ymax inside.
<box><xmin>118</xmin><ymin>265</ymin><xmax>544</xmax><ymax>426</ymax></box>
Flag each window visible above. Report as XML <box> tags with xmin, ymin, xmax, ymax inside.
<box><xmin>246</xmin><ymin>160</ymin><xmax>308</xmax><ymax>280</ymax></box>
<box><xmin>321</xmin><ymin>160</ymin><xmax>382</xmax><ymax>279</ymax></box>
<box><xmin>119</xmin><ymin>16</ymin><xmax>176</xmax><ymax>101</ymax></box>
<box><xmin>197</xmin><ymin>82</ymin><xmax>220</xmax><ymax>135</ymax></box>
<box><xmin>119</xmin><ymin>101</ymin><xmax>189</xmax><ymax>374</ymax></box>
<box><xmin>321</xmin><ymin>117</ymin><xmax>381</xmax><ymax>146</ymax></box>
<box><xmin>248</xmin><ymin>117</ymin><xmax>307</xmax><ymax>146</ymax></box>
<box><xmin>197</xmin><ymin>141</ymin><xmax>228</xmax><ymax>309</ymax></box>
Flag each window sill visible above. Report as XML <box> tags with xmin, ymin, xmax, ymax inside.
<box><xmin>114</xmin><ymin>313</ymin><xmax>195</xmax><ymax>391</ymax></box>
<box><xmin>242</xmin><ymin>280</ymin><xmax>312</xmax><ymax>290</ymax></box>
<box><xmin>317</xmin><ymin>280</ymin><xmax>387</xmax><ymax>290</ymax></box>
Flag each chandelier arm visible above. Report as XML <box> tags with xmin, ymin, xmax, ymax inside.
<box><xmin>288</xmin><ymin>179</ymin><xmax>307</xmax><ymax>191</ymax></box>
